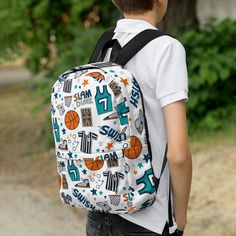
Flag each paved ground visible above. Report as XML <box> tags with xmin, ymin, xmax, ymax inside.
<box><xmin>0</xmin><ymin>66</ymin><xmax>31</xmax><ymax>87</ymax></box>
<box><xmin>0</xmin><ymin>177</ymin><xmax>86</xmax><ymax>236</ymax></box>
<box><xmin>0</xmin><ymin>67</ymin><xmax>87</xmax><ymax>236</ymax></box>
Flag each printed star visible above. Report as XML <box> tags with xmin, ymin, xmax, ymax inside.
<box><xmin>60</xmin><ymin>123</ymin><xmax>63</xmax><ymax>126</ymax></box>
<box><xmin>79</xmin><ymin>164</ymin><xmax>83</xmax><ymax>168</ymax></box>
<box><xmin>54</xmin><ymin>93</ymin><xmax>58</xmax><ymax>99</ymax></box>
<box><xmin>74</xmin><ymin>154</ymin><xmax>78</xmax><ymax>158</ymax></box>
<box><xmin>106</xmin><ymin>143</ymin><xmax>113</xmax><ymax>150</ymax></box>
<box><xmin>68</xmin><ymin>151</ymin><xmax>73</xmax><ymax>158</ymax></box>
<box><xmin>96</xmin><ymin>148</ymin><xmax>100</xmax><ymax>153</ymax></box>
<box><xmin>74</xmin><ymin>85</ymin><xmax>78</xmax><ymax>89</ymax></box>
<box><xmin>82</xmin><ymin>169</ymin><xmax>87</xmax><ymax>175</ymax></box>
<box><xmin>120</xmin><ymin>77</ymin><xmax>129</xmax><ymax>86</ymax></box>
<box><xmin>62</xmin><ymin>128</ymin><xmax>66</xmax><ymax>134</ymax></box>
<box><xmin>82</xmin><ymin>79</ymin><xmax>89</xmax><ymax>87</ymax></box>
<box><xmin>137</xmin><ymin>162</ymin><xmax>144</xmax><ymax>169</ymax></box>
<box><xmin>99</xmin><ymin>191</ymin><xmax>103</xmax><ymax>195</ymax></box>
<box><xmin>90</xmin><ymin>188</ymin><xmax>97</xmax><ymax>195</ymax></box>
<box><xmin>143</xmin><ymin>154</ymin><xmax>150</xmax><ymax>163</ymax></box>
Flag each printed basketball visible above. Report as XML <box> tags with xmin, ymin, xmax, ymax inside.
<box><xmin>84</xmin><ymin>157</ymin><xmax>104</xmax><ymax>171</ymax></box>
<box><xmin>64</xmin><ymin>110</ymin><xmax>80</xmax><ymax>130</ymax></box>
<box><xmin>124</xmin><ymin>136</ymin><xmax>142</xmax><ymax>159</ymax></box>
<box><xmin>58</xmin><ymin>174</ymin><xmax>62</xmax><ymax>190</ymax></box>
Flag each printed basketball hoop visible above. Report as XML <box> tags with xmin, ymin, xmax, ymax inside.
<box><xmin>64</xmin><ymin>96</ymin><xmax>72</xmax><ymax>107</ymax></box>
<box><xmin>109</xmin><ymin>194</ymin><xmax>121</xmax><ymax>206</ymax></box>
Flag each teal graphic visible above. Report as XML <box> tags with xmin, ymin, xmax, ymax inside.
<box><xmin>67</xmin><ymin>160</ymin><xmax>80</xmax><ymax>181</ymax></box>
<box><xmin>136</xmin><ymin>168</ymin><xmax>156</xmax><ymax>195</ymax></box>
<box><xmin>53</xmin><ymin>118</ymin><xmax>60</xmax><ymax>142</ymax></box>
<box><xmin>95</xmin><ymin>85</ymin><xmax>112</xmax><ymax>115</ymax></box>
<box><xmin>115</xmin><ymin>98</ymin><xmax>129</xmax><ymax>125</ymax></box>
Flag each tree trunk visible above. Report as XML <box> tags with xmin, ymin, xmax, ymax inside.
<box><xmin>158</xmin><ymin>0</ymin><xmax>199</xmax><ymax>33</ymax></box>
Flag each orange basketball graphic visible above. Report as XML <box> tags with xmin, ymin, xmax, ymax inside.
<box><xmin>64</xmin><ymin>110</ymin><xmax>80</xmax><ymax>130</ymax></box>
<box><xmin>58</xmin><ymin>174</ymin><xmax>62</xmax><ymax>190</ymax></box>
<box><xmin>124</xmin><ymin>136</ymin><xmax>142</xmax><ymax>159</ymax></box>
<box><xmin>84</xmin><ymin>157</ymin><xmax>104</xmax><ymax>171</ymax></box>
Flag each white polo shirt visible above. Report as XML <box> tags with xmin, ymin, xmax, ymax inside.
<box><xmin>103</xmin><ymin>19</ymin><xmax>189</xmax><ymax>234</ymax></box>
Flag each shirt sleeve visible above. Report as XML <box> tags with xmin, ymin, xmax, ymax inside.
<box><xmin>155</xmin><ymin>40</ymin><xmax>189</xmax><ymax>108</ymax></box>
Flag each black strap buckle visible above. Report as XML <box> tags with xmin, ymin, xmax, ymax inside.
<box><xmin>175</xmin><ymin>229</ymin><xmax>184</xmax><ymax>236</ymax></box>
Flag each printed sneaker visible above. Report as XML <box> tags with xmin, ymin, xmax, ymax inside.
<box><xmin>75</xmin><ymin>179</ymin><xmax>90</xmax><ymax>188</ymax></box>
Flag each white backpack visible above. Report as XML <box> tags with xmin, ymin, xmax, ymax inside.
<box><xmin>50</xmin><ymin>29</ymin><xmax>167</xmax><ymax>214</ymax></box>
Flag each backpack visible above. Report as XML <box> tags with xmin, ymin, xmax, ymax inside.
<box><xmin>50</xmin><ymin>28</ymin><xmax>167</xmax><ymax>214</ymax></box>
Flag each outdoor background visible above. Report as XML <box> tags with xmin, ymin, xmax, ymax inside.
<box><xmin>0</xmin><ymin>0</ymin><xmax>236</xmax><ymax>235</ymax></box>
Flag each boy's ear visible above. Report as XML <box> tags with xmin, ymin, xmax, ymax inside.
<box><xmin>155</xmin><ymin>0</ymin><xmax>165</xmax><ymax>7</ymax></box>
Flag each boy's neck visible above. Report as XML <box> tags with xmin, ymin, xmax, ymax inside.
<box><xmin>123</xmin><ymin>12</ymin><xmax>160</xmax><ymax>27</ymax></box>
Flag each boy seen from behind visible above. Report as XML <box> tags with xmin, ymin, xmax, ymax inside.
<box><xmin>86</xmin><ymin>0</ymin><xmax>192</xmax><ymax>235</ymax></box>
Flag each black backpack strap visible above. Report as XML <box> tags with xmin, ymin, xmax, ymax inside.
<box><xmin>89</xmin><ymin>28</ymin><xmax>115</xmax><ymax>63</ymax></box>
<box><xmin>96</xmin><ymin>38</ymin><xmax>122</xmax><ymax>63</ymax></box>
<box><xmin>115</xmin><ymin>29</ymin><xmax>165</xmax><ymax>67</ymax></box>
<box><xmin>160</xmin><ymin>144</ymin><xmax>168</xmax><ymax>177</ymax></box>
<box><xmin>161</xmin><ymin>144</ymin><xmax>173</xmax><ymax>227</ymax></box>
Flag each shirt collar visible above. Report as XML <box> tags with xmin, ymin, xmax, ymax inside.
<box><xmin>114</xmin><ymin>18</ymin><xmax>158</xmax><ymax>33</ymax></box>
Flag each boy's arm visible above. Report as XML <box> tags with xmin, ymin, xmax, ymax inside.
<box><xmin>163</xmin><ymin>100</ymin><xmax>192</xmax><ymax>231</ymax></box>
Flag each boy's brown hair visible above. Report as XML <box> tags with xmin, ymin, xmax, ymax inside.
<box><xmin>112</xmin><ymin>0</ymin><xmax>155</xmax><ymax>14</ymax></box>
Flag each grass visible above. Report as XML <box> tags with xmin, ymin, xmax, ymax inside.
<box><xmin>190</xmin><ymin>112</ymin><xmax>236</xmax><ymax>152</ymax></box>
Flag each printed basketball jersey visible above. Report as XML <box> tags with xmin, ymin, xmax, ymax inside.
<box><xmin>63</xmin><ymin>79</ymin><xmax>72</xmax><ymax>93</ymax></box>
<box><xmin>103</xmin><ymin>171</ymin><xmax>124</xmax><ymax>192</ymax></box>
<box><xmin>78</xmin><ymin>131</ymin><xmax>98</xmax><ymax>154</ymax></box>
<box><xmin>95</xmin><ymin>85</ymin><xmax>113</xmax><ymax>115</ymax></box>
<box><xmin>67</xmin><ymin>160</ymin><xmax>80</xmax><ymax>181</ymax></box>
<box><xmin>51</xmin><ymin>62</ymin><xmax>160</xmax><ymax>214</ymax></box>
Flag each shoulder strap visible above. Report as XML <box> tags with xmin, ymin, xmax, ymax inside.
<box><xmin>160</xmin><ymin>144</ymin><xmax>168</xmax><ymax>177</ymax></box>
<box><xmin>89</xmin><ymin>28</ymin><xmax>115</xmax><ymax>63</ymax></box>
<box><xmin>115</xmin><ymin>29</ymin><xmax>165</xmax><ymax>67</ymax></box>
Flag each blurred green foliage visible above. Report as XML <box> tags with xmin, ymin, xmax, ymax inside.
<box><xmin>0</xmin><ymin>0</ymin><xmax>120</xmax><ymax>72</ymax></box>
<box><xmin>178</xmin><ymin>19</ymin><xmax>236</xmax><ymax>132</ymax></box>
<box><xmin>0</xmin><ymin>1</ymin><xmax>31</xmax><ymax>59</ymax></box>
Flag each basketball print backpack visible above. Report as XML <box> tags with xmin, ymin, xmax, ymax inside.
<box><xmin>50</xmin><ymin>29</ymin><xmax>167</xmax><ymax>214</ymax></box>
